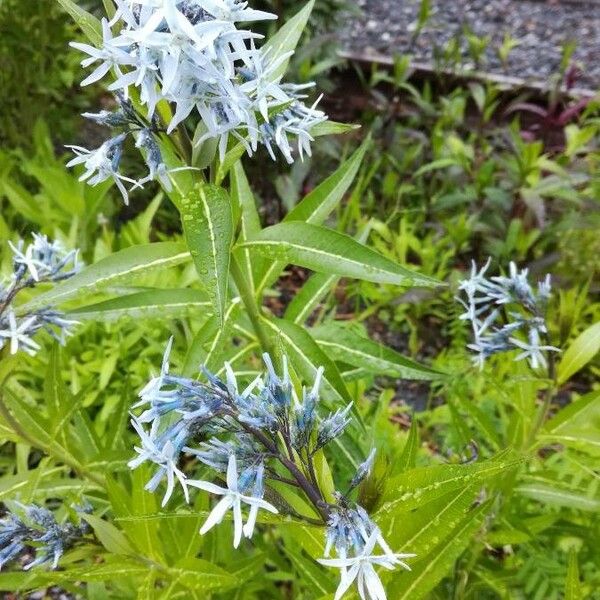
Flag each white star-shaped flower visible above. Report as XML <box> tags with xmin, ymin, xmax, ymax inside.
<box><xmin>0</xmin><ymin>311</ymin><xmax>40</xmax><ymax>356</ymax></box>
<box><xmin>8</xmin><ymin>241</ymin><xmax>42</xmax><ymax>281</ymax></box>
<box><xmin>318</xmin><ymin>528</ymin><xmax>415</xmax><ymax>600</ymax></box>
<box><xmin>127</xmin><ymin>416</ymin><xmax>190</xmax><ymax>507</ymax></box>
<box><xmin>188</xmin><ymin>453</ymin><xmax>278</xmax><ymax>548</ymax></box>
<box><xmin>510</xmin><ymin>328</ymin><xmax>559</xmax><ymax>369</ymax></box>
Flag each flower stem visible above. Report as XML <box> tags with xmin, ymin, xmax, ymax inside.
<box><xmin>239</xmin><ymin>421</ymin><xmax>331</xmax><ymax>523</ymax></box>
<box><xmin>527</xmin><ymin>345</ymin><xmax>557</xmax><ymax>448</ymax></box>
<box><xmin>230</xmin><ymin>255</ymin><xmax>277</xmax><ymax>360</ymax></box>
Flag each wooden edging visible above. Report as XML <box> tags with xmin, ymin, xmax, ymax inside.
<box><xmin>338</xmin><ymin>49</ymin><xmax>598</xmax><ymax>99</ymax></box>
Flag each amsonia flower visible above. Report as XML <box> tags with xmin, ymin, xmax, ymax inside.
<box><xmin>0</xmin><ymin>311</ymin><xmax>41</xmax><ymax>356</ymax></box>
<box><xmin>0</xmin><ymin>503</ymin><xmax>90</xmax><ymax>571</ymax></box>
<box><xmin>318</xmin><ymin>527</ymin><xmax>415</xmax><ymax>600</ymax></box>
<box><xmin>69</xmin><ymin>0</ymin><xmax>328</xmax><ymax>203</ymax></box>
<box><xmin>128</xmin><ymin>416</ymin><xmax>191</xmax><ymax>506</ymax></box>
<box><xmin>458</xmin><ymin>260</ymin><xmax>559</xmax><ymax>369</ymax></box>
<box><xmin>188</xmin><ymin>453</ymin><xmax>277</xmax><ymax>548</ymax></box>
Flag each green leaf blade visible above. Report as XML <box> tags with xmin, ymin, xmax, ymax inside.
<box><xmin>239</xmin><ymin>222</ymin><xmax>440</xmax><ymax>287</ymax></box>
<box><xmin>263</xmin><ymin>0</ymin><xmax>315</xmax><ymax>81</ymax></box>
<box><xmin>181</xmin><ymin>184</ymin><xmax>233</xmax><ymax>324</ymax></box>
<box><xmin>20</xmin><ymin>242</ymin><xmax>190</xmax><ymax>311</ymax></box>
<box><xmin>70</xmin><ymin>289</ymin><xmax>211</xmax><ymax>322</ymax></box>
<box><xmin>557</xmin><ymin>320</ymin><xmax>600</xmax><ymax>384</ymax></box>
<box><xmin>312</xmin><ymin>322</ymin><xmax>443</xmax><ymax>380</ymax></box>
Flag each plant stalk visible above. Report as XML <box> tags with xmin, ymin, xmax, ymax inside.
<box><xmin>230</xmin><ymin>255</ymin><xmax>277</xmax><ymax>360</ymax></box>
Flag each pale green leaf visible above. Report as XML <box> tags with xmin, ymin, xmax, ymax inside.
<box><xmin>285</xmin><ymin>137</ymin><xmax>369</xmax><ymax>224</ymax></box>
<box><xmin>396</xmin><ymin>418</ymin><xmax>419</xmax><ymax>474</ymax></box>
<box><xmin>311</xmin><ymin>322</ymin><xmax>442</xmax><ymax>380</ymax></box>
<box><xmin>20</xmin><ymin>243</ymin><xmax>189</xmax><ymax>311</ymax></box>
<box><xmin>377</xmin><ymin>450</ymin><xmax>521</xmax><ymax>516</ymax></box>
<box><xmin>557</xmin><ymin>321</ymin><xmax>600</xmax><ymax>384</ymax></box>
<box><xmin>263</xmin><ymin>0</ymin><xmax>315</xmax><ymax>81</ymax></box>
<box><xmin>70</xmin><ymin>289</ymin><xmax>211</xmax><ymax>321</ymax></box>
<box><xmin>515</xmin><ymin>477</ymin><xmax>600</xmax><ymax>512</ymax></box>
<box><xmin>56</xmin><ymin>0</ymin><xmax>102</xmax><ymax>45</ymax></box>
<box><xmin>181</xmin><ymin>185</ymin><xmax>233</xmax><ymax>324</ymax></box>
<box><xmin>310</xmin><ymin>121</ymin><xmax>360</xmax><ymax>137</ymax></box>
<box><xmin>239</xmin><ymin>222</ymin><xmax>439</xmax><ymax>287</ymax></box>
<box><xmin>391</xmin><ymin>501</ymin><xmax>491</xmax><ymax>600</ymax></box>
<box><xmin>82</xmin><ymin>514</ymin><xmax>135</xmax><ymax>556</ymax></box>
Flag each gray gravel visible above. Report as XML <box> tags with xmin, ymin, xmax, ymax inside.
<box><xmin>340</xmin><ymin>0</ymin><xmax>600</xmax><ymax>90</ymax></box>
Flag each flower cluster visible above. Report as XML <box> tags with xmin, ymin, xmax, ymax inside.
<box><xmin>69</xmin><ymin>0</ymin><xmax>327</xmax><ymax>202</ymax></box>
<box><xmin>458</xmin><ymin>259</ymin><xmax>559</xmax><ymax>369</ymax></box>
<box><xmin>0</xmin><ymin>234</ymin><xmax>80</xmax><ymax>356</ymax></box>
<box><xmin>129</xmin><ymin>340</ymin><xmax>412</xmax><ymax>599</ymax></box>
<box><xmin>0</xmin><ymin>502</ymin><xmax>90</xmax><ymax>570</ymax></box>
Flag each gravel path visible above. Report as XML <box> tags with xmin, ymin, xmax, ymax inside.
<box><xmin>340</xmin><ymin>0</ymin><xmax>600</xmax><ymax>90</ymax></box>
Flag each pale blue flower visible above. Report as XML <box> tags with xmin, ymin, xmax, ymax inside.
<box><xmin>66</xmin><ymin>134</ymin><xmax>139</xmax><ymax>204</ymax></box>
<box><xmin>69</xmin><ymin>0</ymin><xmax>329</xmax><ymax>198</ymax></box>
<box><xmin>317</xmin><ymin>404</ymin><xmax>353</xmax><ymax>450</ymax></box>
<box><xmin>188</xmin><ymin>454</ymin><xmax>277</xmax><ymax>548</ymax></box>
<box><xmin>128</xmin><ymin>416</ymin><xmax>191</xmax><ymax>506</ymax></box>
<box><xmin>0</xmin><ymin>503</ymin><xmax>90</xmax><ymax>571</ymax></box>
<box><xmin>0</xmin><ymin>311</ymin><xmax>41</xmax><ymax>356</ymax></box>
<box><xmin>318</xmin><ymin>527</ymin><xmax>415</xmax><ymax>600</ymax></box>
<box><xmin>458</xmin><ymin>260</ymin><xmax>559</xmax><ymax>369</ymax></box>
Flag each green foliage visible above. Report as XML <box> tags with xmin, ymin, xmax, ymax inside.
<box><xmin>0</xmin><ymin>2</ymin><xmax>85</xmax><ymax>147</ymax></box>
<box><xmin>0</xmin><ymin>1</ymin><xmax>598</xmax><ymax>599</ymax></box>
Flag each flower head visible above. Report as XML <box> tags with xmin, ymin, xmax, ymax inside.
<box><xmin>188</xmin><ymin>453</ymin><xmax>277</xmax><ymax>547</ymax></box>
<box><xmin>458</xmin><ymin>260</ymin><xmax>559</xmax><ymax>369</ymax></box>
<box><xmin>0</xmin><ymin>503</ymin><xmax>90</xmax><ymax>571</ymax></box>
<box><xmin>318</xmin><ymin>527</ymin><xmax>415</xmax><ymax>600</ymax></box>
<box><xmin>68</xmin><ymin>0</ymin><xmax>328</xmax><ymax>203</ymax></box>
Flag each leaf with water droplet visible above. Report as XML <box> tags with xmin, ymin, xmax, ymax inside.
<box><xmin>180</xmin><ymin>183</ymin><xmax>233</xmax><ymax>325</ymax></box>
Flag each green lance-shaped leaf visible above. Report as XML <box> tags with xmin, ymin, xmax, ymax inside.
<box><xmin>284</xmin><ymin>271</ymin><xmax>338</xmax><ymax>323</ymax></box>
<box><xmin>285</xmin><ymin>225</ymin><xmax>373</xmax><ymax>323</ymax></box>
<box><xmin>396</xmin><ymin>418</ymin><xmax>420</xmax><ymax>474</ymax></box>
<box><xmin>230</xmin><ymin>162</ymin><xmax>265</xmax><ymax>293</ymax></box>
<box><xmin>515</xmin><ymin>476</ymin><xmax>600</xmax><ymax>512</ymax></box>
<box><xmin>256</xmin><ymin>140</ymin><xmax>369</xmax><ymax>293</ymax></box>
<box><xmin>19</xmin><ymin>242</ymin><xmax>190</xmax><ymax>312</ymax></box>
<box><xmin>183</xmin><ymin>299</ymin><xmax>241</xmax><ymax>375</ymax></box>
<box><xmin>180</xmin><ymin>184</ymin><xmax>233</xmax><ymax>325</ymax></box>
<box><xmin>283</xmin><ymin>545</ymin><xmax>338</xmax><ymax>596</ymax></box>
<box><xmin>0</xmin><ymin>556</ymin><xmax>236</xmax><ymax>592</ymax></box>
<box><xmin>263</xmin><ymin>0</ymin><xmax>315</xmax><ymax>81</ymax></box>
<box><xmin>376</xmin><ymin>449</ymin><xmax>522</xmax><ymax>516</ymax></box>
<box><xmin>56</xmin><ymin>0</ymin><xmax>102</xmax><ymax>45</ymax></box>
<box><xmin>310</xmin><ymin>121</ymin><xmax>361</xmax><ymax>138</ymax></box>
<box><xmin>239</xmin><ymin>222</ymin><xmax>440</xmax><ymax>287</ymax></box>
<box><xmin>285</xmin><ymin>137</ymin><xmax>370</xmax><ymax>224</ymax></box>
<box><xmin>382</xmin><ymin>485</ymin><xmax>482</xmax><ymax>553</ymax></box>
<box><xmin>390</xmin><ymin>500</ymin><xmax>492</xmax><ymax>600</ymax></box>
<box><xmin>311</xmin><ymin>322</ymin><xmax>443</xmax><ymax>380</ymax></box>
<box><xmin>44</xmin><ymin>345</ymin><xmax>80</xmax><ymax>450</ymax></box>
<box><xmin>557</xmin><ymin>320</ymin><xmax>600</xmax><ymax>385</ymax></box>
<box><xmin>70</xmin><ymin>289</ymin><xmax>211</xmax><ymax>322</ymax></box>
<box><xmin>542</xmin><ymin>388</ymin><xmax>600</xmax><ymax>436</ymax></box>
<box><xmin>81</xmin><ymin>514</ymin><xmax>135</xmax><ymax>556</ymax></box>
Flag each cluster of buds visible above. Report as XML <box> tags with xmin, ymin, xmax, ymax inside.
<box><xmin>0</xmin><ymin>234</ymin><xmax>80</xmax><ymax>356</ymax></box>
<box><xmin>0</xmin><ymin>502</ymin><xmax>91</xmax><ymax>571</ymax></box>
<box><xmin>129</xmin><ymin>340</ymin><xmax>413</xmax><ymax>599</ymax></box>
<box><xmin>69</xmin><ymin>0</ymin><xmax>327</xmax><ymax>202</ymax></box>
<box><xmin>458</xmin><ymin>260</ymin><xmax>559</xmax><ymax>369</ymax></box>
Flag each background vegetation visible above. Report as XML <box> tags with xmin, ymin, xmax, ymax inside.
<box><xmin>0</xmin><ymin>1</ymin><xmax>598</xmax><ymax>598</ymax></box>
